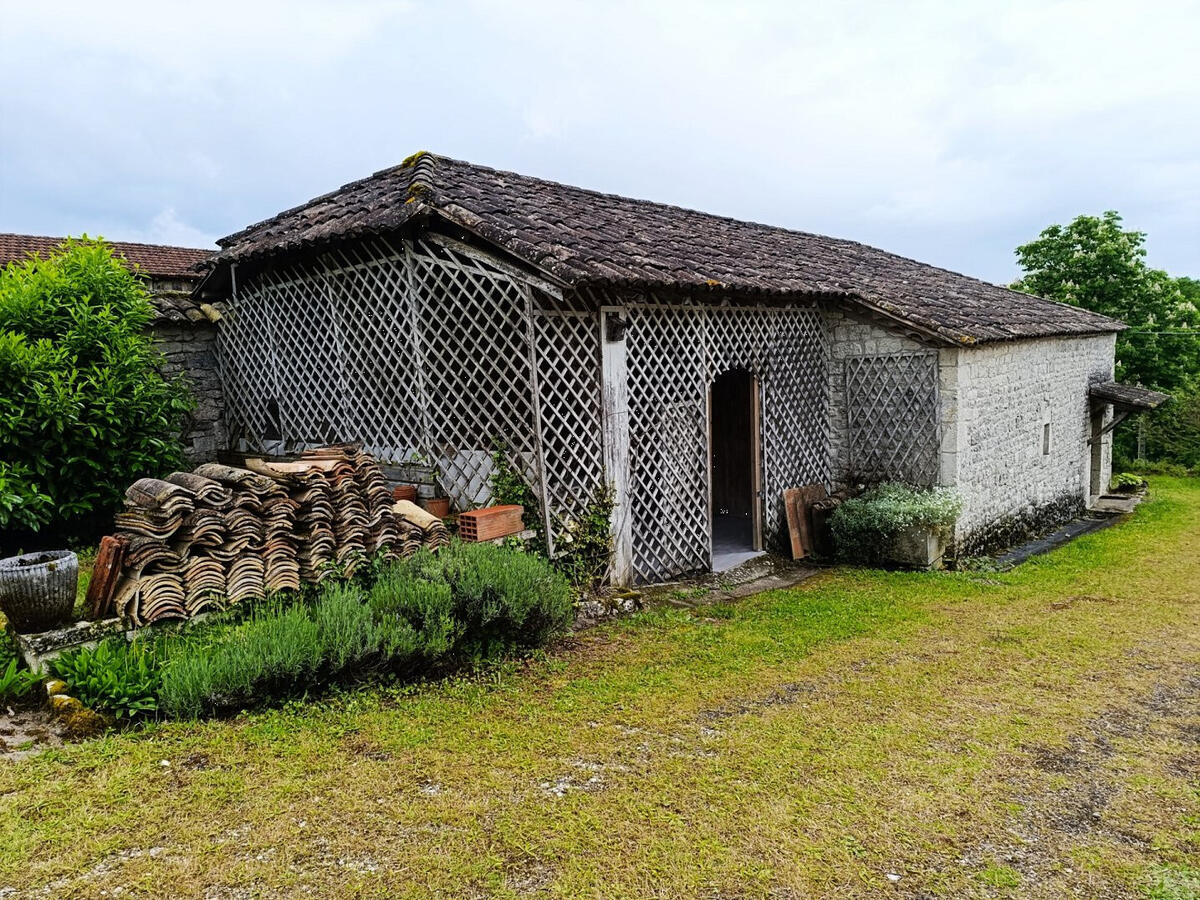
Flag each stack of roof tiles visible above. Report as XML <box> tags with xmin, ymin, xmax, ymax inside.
<box><xmin>97</xmin><ymin>446</ymin><xmax>441</xmax><ymax>626</ymax></box>
<box><xmin>391</xmin><ymin>500</ymin><xmax>451</xmax><ymax>554</ymax></box>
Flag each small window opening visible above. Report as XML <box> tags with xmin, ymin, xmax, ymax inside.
<box><xmin>1042</xmin><ymin>422</ymin><xmax>1051</xmax><ymax>455</ymax></box>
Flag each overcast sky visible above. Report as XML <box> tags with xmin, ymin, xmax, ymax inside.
<box><xmin>1</xmin><ymin>0</ymin><xmax>1197</xmax><ymax>284</ymax></box>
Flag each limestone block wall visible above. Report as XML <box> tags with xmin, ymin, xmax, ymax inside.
<box><xmin>950</xmin><ymin>333</ymin><xmax>1115</xmax><ymax>555</ymax></box>
<box><xmin>152</xmin><ymin>321</ymin><xmax>226</xmax><ymax>463</ymax></box>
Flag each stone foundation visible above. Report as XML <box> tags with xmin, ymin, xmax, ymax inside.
<box><xmin>953</xmin><ymin>492</ymin><xmax>1084</xmax><ymax>560</ymax></box>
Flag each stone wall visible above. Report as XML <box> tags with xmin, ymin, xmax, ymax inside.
<box><xmin>821</xmin><ymin>307</ymin><xmax>1117</xmax><ymax>557</ymax></box>
<box><xmin>949</xmin><ymin>333</ymin><xmax>1116</xmax><ymax>555</ymax></box>
<box><xmin>152</xmin><ymin>321</ymin><xmax>226</xmax><ymax>464</ymax></box>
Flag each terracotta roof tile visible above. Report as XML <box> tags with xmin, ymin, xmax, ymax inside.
<box><xmin>211</xmin><ymin>153</ymin><xmax>1125</xmax><ymax>345</ymax></box>
<box><xmin>0</xmin><ymin>233</ymin><xmax>212</xmax><ymax>279</ymax></box>
<box><xmin>0</xmin><ymin>233</ymin><xmax>215</xmax><ymax>325</ymax></box>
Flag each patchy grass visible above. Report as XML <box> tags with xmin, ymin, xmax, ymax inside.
<box><xmin>1145</xmin><ymin>864</ymin><xmax>1200</xmax><ymax>900</ymax></box>
<box><xmin>73</xmin><ymin>545</ymin><xmax>96</xmax><ymax>618</ymax></box>
<box><xmin>1</xmin><ymin>478</ymin><xmax>1197</xmax><ymax>898</ymax></box>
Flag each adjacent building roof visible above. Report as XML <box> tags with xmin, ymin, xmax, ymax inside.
<box><xmin>1089</xmin><ymin>382</ymin><xmax>1169</xmax><ymax>411</ymax></box>
<box><xmin>209</xmin><ymin>152</ymin><xmax>1124</xmax><ymax>345</ymax></box>
<box><xmin>0</xmin><ymin>233</ymin><xmax>215</xmax><ymax>325</ymax></box>
<box><xmin>0</xmin><ymin>233</ymin><xmax>212</xmax><ymax>280</ymax></box>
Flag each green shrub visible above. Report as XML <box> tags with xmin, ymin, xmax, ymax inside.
<box><xmin>160</xmin><ymin>573</ymin><xmax>457</xmax><ymax>718</ymax></box>
<box><xmin>159</xmin><ymin>601</ymin><xmax>322</xmax><ymax>719</ymax></box>
<box><xmin>50</xmin><ymin>638</ymin><xmax>160</xmax><ymax>719</ymax></box>
<box><xmin>0</xmin><ymin>461</ymin><xmax>52</xmax><ymax>531</ymax></box>
<box><xmin>367</xmin><ymin>567</ymin><xmax>456</xmax><ymax>662</ymax></box>
<box><xmin>1110</xmin><ymin>472</ymin><xmax>1145</xmax><ymax>492</ymax></box>
<box><xmin>404</xmin><ymin>541</ymin><xmax>573</xmax><ymax>661</ymax></box>
<box><xmin>312</xmin><ymin>583</ymin><xmax>381</xmax><ymax>670</ymax></box>
<box><xmin>0</xmin><ymin>629</ymin><xmax>39</xmax><ymax>701</ymax></box>
<box><xmin>0</xmin><ymin>657</ymin><xmax>40</xmax><ymax>702</ymax></box>
<box><xmin>1117</xmin><ymin>457</ymin><xmax>1196</xmax><ymax>479</ymax></box>
<box><xmin>831</xmin><ymin>483</ymin><xmax>963</xmax><ymax>565</ymax></box>
<box><xmin>1138</xmin><ymin>381</ymin><xmax>1200</xmax><ymax>470</ymax></box>
<box><xmin>0</xmin><ymin>239</ymin><xmax>193</xmax><ymax>541</ymax></box>
<box><xmin>97</xmin><ymin>544</ymin><xmax>572</xmax><ymax>720</ymax></box>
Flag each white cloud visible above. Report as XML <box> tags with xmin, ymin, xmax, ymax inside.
<box><xmin>1</xmin><ymin>0</ymin><xmax>1197</xmax><ymax>280</ymax></box>
<box><xmin>125</xmin><ymin>208</ymin><xmax>218</xmax><ymax>249</ymax></box>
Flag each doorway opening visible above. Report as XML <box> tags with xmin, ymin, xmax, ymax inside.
<box><xmin>710</xmin><ymin>368</ymin><xmax>763</xmax><ymax>571</ymax></box>
<box><xmin>1088</xmin><ymin>409</ymin><xmax>1105</xmax><ymax>500</ymax></box>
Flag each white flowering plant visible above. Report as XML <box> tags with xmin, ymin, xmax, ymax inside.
<box><xmin>830</xmin><ymin>483</ymin><xmax>962</xmax><ymax>564</ymax></box>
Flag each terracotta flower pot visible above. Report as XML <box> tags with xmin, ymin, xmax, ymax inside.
<box><xmin>421</xmin><ymin>497</ymin><xmax>451</xmax><ymax>519</ymax></box>
<box><xmin>392</xmin><ymin>484</ymin><xmax>418</xmax><ymax>503</ymax></box>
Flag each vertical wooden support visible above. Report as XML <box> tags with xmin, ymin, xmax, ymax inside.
<box><xmin>522</xmin><ymin>285</ymin><xmax>556</xmax><ymax>560</ymax></box>
<box><xmin>317</xmin><ymin>263</ymin><xmax>350</xmax><ymax>443</ymax></box>
<box><xmin>705</xmin><ymin>380</ymin><xmax>714</xmax><ymax>572</ymax></box>
<box><xmin>401</xmin><ymin>240</ymin><xmax>438</xmax><ymax>482</ymax></box>
<box><xmin>601</xmin><ymin>306</ymin><xmax>632</xmax><ymax>586</ymax></box>
<box><xmin>751</xmin><ymin>372</ymin><xmax>764</xmax><ymax>551</ymax></box>
<box><xmin>216</xmin><ymin>261</ymin><xmax>238</xmax><ymax>401</ymax></box>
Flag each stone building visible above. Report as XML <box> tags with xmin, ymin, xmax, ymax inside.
<box><xmin>0</xmin><ymin>234</ymin><xmax>223</xmax><ymax>462</ymax></box>
<box><xmin>193</xmin><ymin>155</ymin><xmax>1148</xmax><ymax>581</ymax></box>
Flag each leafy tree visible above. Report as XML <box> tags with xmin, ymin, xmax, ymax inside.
<box><xmin>1012</xmin><ymin>211</ymin><xmax>1200</xmax><ymax>393</ymax></box>
<box><xmin>0</xmin><ymin>238</ymin><xmax>193</xmax><ymax>543</ymax></box>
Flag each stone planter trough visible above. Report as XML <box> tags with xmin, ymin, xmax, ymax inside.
<box><xmin>891</xmin><ymin>525</ymin><xmax>949</xmax><ymax>570</ymax></box>
<box><xmin>0</xmin><ymin>550</ymin><xmax>78</xmax><ymax>633</ymax></box>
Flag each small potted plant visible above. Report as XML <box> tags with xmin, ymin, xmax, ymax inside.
<box><xmin>0</xmin><ymin>550</ymin><xmax>79</xmax><ymax>633</ymax></box>
<box><xmin>1109</xmin><ymin>472</ymin><xmax>1145</xmax><ymax>494</ymax></box>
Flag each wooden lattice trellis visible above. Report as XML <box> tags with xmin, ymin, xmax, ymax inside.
<box><xmin>845</xmin><ymin>351</ymin><xmax>940</xmax><ymax>486</ymax></box>
<box><xmin>221</xmin><ymin>235</ymin><xmax>547</xmax><ymax>515</ymax></box>
<box><xmin>221</xmin><ymin>237</ymin><xmax>831</xmax><ymax>585</ymax></box>
<box><xmin>593</xmin><ymin>294</ymin><xmax>829</xmax><ymax>583</ymax></box>
<box><xmin>532</xmin><ymin>308</ymin><xmax>605</xmax><ymax>523</ymax></box>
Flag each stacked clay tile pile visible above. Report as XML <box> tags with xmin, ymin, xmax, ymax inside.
<box><xmin>391</xmin><ymin>500</ymin><xmax>451</xmax><ymax>553</ymax></box>
<box><xmin>95</xmin><ymin>446</ymin><xmax>440</xmax><ymax>627</ymax></box>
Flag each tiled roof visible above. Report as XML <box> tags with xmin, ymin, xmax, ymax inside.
<box><xmin>0</xmin><ymin>233</ymin><xmax>215</xmax><ymax>325</ymax></box>
<box><xmin>1089</xmin><ymin>382</ymin><xmax>1169</xmax><ymax>410</ymax></box>
<box><xmin>0</xmin><ymin>233</ymin><xmax>212</xmax><ymax>279</ymax></box>
<box><xmin>211</xmin><ymin>152</ymin><xmax>1125</xmax><ymax>345</ymax></box>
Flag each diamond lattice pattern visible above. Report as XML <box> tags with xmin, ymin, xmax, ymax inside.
<box><xmin>221</xmin><ymin>242</ymin><xmax>831</xmax><ymax>585</ymax></box>
<box><xmin>612</xmin><ymin>297</ymin><xmax>829</xmax><ymax>583</ymax></box>
<box><xmin>533</xmin><ymin>310</ymin><xmax>605</xmax><ymax>527</ymax></box>
<box><xmin>219</xmin><ymin>236</ymin><xmax>544</xmax><ymax>512</ymax></box>
<box><xmin>845</xmin><ymin>352</ymin><xmax>940</xmax><ymax>486</ymax></box>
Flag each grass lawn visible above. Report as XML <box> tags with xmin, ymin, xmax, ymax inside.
<box><xmin>2</xmin><ymin>478</ymin><xmax>1198</xmax><ymax>899</ymax></box>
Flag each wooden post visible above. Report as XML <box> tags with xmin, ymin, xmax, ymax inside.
<box><xmin>751</xmin><ymin>372</ymin><xmax>764</xmax><ymax>551</ymax></box>
<box><xmin>522</xmin><ymin>285</ymin><xmax>556</xmax><ymax>560</ymax></box>
<box><xmin>601</xmin><ymin>306</ymin><xmax>632</xmax><ymax>586</ymax></box>
<box><xmin>401</xmin><ymin>240</ymin><xmax>439</xmax><ymax>488</ymax></box>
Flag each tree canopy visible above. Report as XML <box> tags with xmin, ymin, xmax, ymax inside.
<box><xmin>1012</xmin><ymin>210</ymin><xmax>1200</xmax><ymax>393</ymax></box>
<box><xmin>0</xmin><ymin>239</ymin><xmax>193</xmax><ymax>542</ymax></box>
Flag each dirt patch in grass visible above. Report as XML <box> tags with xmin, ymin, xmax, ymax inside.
<box><xmin>0</xmin><ymin>706</ymin><xmax>68</xmax><ymax>762</ymax></box>
<box><xmin>953</xmin><ymin>651</ymin><xmax>1200</xmax><ymax>898</ymax></box>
